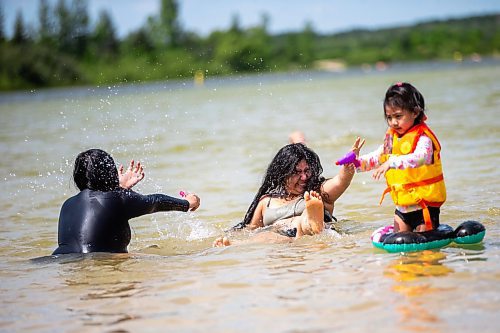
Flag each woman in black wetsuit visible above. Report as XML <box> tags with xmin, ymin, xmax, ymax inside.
<box><xmin>52</xmin><ymin>149</ymin><xmax>200</xmax><ymax>255</ymax></box>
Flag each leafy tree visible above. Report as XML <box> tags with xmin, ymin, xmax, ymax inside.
<box><xmin>0</xmin><ymin>7</ymin><xmax>498</xmax><ymax>91</ymax></box>
<box><xmin>38</xmin><ymin>0</ymin><xmax>54</xmax><ymax>45</ymax></box>
<box><xmin>122</xmin><ymin>28</ymin><xmax>155</xmax><ymax>56</ymax></box>
<box><xmin>160</xmin><ymin>0</ymin><xmax>181</xmax><ymax>47</ymax></box>
<box><xmin>54</xmin><ymin>0</ymin><xmax>89</xmax><ymax>57</ymax></box>
<box><xmin>229</xmin><ymin>14</ymin><xmax>241</xmax><ymax>34</ymax></box>
<box><xmin>145</xmin><ymin>0</ymin><xmax>182</xmax><ymax>49</ymax></box>
<box><xmin>1</xmin><ymin>45</ymin><xmax>82</xmax><ymax>89</ymax></box>
<box><xmin>12</xmin><ymin>11</ymin><xmax>29</xmax><ymax>44</ymax></box>
<box><xmin>0</xmin><ymin>3</ymin><xmax>5</xmax><ymax>43</ymax></box>
<box><xmin>285</xmin><ymin>21</ymin><xmax>316</xmax><ymax>66</ymax></box>
<box><xmin>92</xmin><ymin>10</ymin><xmax>119</xmax><ymax>58</ymax></box>
<box><xmin>55</xmin><ymin>0</ymin><xmax>72</xmax><ymax>52</ymax></box>
<box><xmin>70</xmin><ymin>0</ymin><xmax>89</xmax><ymax>57</ymax></box>
<box><xmin>212</xmin><ymin>16</ymin><xmax>272</xmax><ymax>73</ymax></box>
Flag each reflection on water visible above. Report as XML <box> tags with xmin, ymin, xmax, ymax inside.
<box><xmin>383</xmin><ymin>247</ymin><xmax>496</xmax><ymax>333</ymax></box>
<box><xmin>0</xmin><ymin>62</ymin><xmax>499</xmax><ymax>332</ymax></box>
<box><xmin>384</xmin><ymin>251</ymin><xmax>453</xmax><ymax>332</ymax></box>
<box><xmin>386</xmin><ymin>251</ymin><xmax>453</xmax><ymax>282</ymax></box>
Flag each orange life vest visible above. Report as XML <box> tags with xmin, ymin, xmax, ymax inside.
<box><xmin>379</xmin><ymin>123</ymin><xmax>446</xmax><ymax>230</ymax></box>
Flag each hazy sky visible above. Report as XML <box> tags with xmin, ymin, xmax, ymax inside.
<box><xmin>3</xmin><ymin>0</ymin><xmax>500</xmax><ymax>37</ymax></box>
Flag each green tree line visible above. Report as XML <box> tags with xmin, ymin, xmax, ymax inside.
<box><xmin>0</xmin><ymin>0</ymin><xmax>498</xmax><ymax>91</ymax></box>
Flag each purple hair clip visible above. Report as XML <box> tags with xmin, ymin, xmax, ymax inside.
<box><xmin>396</xmin><ymin>82</ymin><xmax>403</xmax><ymax>87</ymax></box>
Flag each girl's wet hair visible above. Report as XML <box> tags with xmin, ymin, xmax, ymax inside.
<box><xmin>73</xmin><ymin>149</ymin><xmax>119</xmax><ymax>191</ymax></box>
<box><xmin>235</xmin><ymin>143</ymin><xmax>325</xmax><ymax>229</ymax></box>
<box><xmin>384</xmin><ymin>82</ymin><xmax>426</xmax><ymax>123</ymax></box>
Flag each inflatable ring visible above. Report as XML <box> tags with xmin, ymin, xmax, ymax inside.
<box><xmin>371</xmin><ymin>220</ymin><xmax>486</xmax><ymax>253</ymax></box>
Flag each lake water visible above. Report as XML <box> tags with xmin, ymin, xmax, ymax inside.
<box><xmin>0</xmin><ymin>60</ymin><xmax>499</xmax><ymax>332</ymax></box>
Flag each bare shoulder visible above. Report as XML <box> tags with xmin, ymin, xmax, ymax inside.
<box><xmin>248</xmin><ymin>196</ymin><xmax>268</xmax><ymax>229</ymax></box>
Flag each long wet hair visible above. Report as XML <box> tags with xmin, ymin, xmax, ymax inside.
<box><xmin>384</xmin><ymin>82</ymin><xmax>426</xmax><ymax>124</ymax></box>
<box><xmin>73</xmin><ymin>149</ymin><xmax>120</xmax><ymax>191</ymax></box>
<box><xmin>234</xmin><ymin>143</ymin><xmax>325</xmax><ymax>229</ymax></box>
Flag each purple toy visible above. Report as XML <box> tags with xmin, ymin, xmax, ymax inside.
<box><xmin>335</xmin><ymin>151</ymin><xmax>361</xmax><ymax>168</ymax></box>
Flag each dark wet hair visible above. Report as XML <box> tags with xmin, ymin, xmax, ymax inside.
<box><xmin>234</xmin><ymin>143</ymin><xmax>325</xmax><ymax>229</ymax></box>
<box><xmin>384</xmin><ymin>82</ymin><xmax>426</xmax><ymax>124</ymax></box>
<box><xmin>73</xmin><ymin>149</ymin><xmax>120</xmax><ymax>191</ymax></box>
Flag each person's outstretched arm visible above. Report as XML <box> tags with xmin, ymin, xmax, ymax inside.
<box><xmin>122</xmin><ymin>190</ymin><xmax>200</xmax><ymax>219</ymax></box>
<box><xmin>322</xmin><ymin>137</ymin><xmax>364</xmax><ymax>206</ymax></box>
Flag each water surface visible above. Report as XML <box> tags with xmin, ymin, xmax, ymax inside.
<box><xmin>0</xmin><ymin>61</ymin><xmax>499</xmax><ymax>332</ymax></box>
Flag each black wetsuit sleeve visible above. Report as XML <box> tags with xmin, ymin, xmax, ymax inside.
<box><xmin>121</xmin><ymin>190</ymin><xmax>190</xmax><ymax>219</ymax></box>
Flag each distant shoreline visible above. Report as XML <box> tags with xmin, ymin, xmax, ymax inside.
<box><xmin>1</xmin><ymin>57</ymin><xmax>498</xmax><ymax>105</ymax></box>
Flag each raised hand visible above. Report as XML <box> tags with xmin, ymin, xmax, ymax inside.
<box><xmin>351</xmin><ymin>136</ymin><xmax>365</xmax><ymax>157</ymax></box>
<box><xmin>184</xmin><ymin>193</ymin><xmax>201</xmax><ymax>211</ymax></box>
<box><xmin>118</xmin><ymin>160</ymin><xmax>145</xmax><ymax>189</ymax></box>
<box><xmin>372</xmin><ymin>161</ymin><xmax>390</xmax><ymax>180</ymax></box>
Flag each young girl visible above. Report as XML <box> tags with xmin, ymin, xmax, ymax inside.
<box><xmin>357</xmin><ymin>82</ymin><xmax>446</xmax><ymax>232</ymax></box>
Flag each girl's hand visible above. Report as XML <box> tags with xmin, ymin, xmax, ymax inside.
<box><xmin>352</xmin><ymin>137</ymin><xmax>365</xmax><ymax>157</ymax></box>
<box><xmin>119</xmin><ymin>160</ymin><xmax>145</xmax><ymax>189</ymax></box>
<box><xmin>372</xmin><ymin>161</ymin><xmax>390</xmax><ymax>180</ymax></box>
<box><xmin>185</xmin><ymin>193</ymin><xmax>201</xmax><ymax>211</ymax></box>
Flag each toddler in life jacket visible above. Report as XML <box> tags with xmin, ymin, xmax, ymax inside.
<box><xmin>357</xmin><ymin>82</ymin><xmax>446</xmax><ymax>232</ymax></box>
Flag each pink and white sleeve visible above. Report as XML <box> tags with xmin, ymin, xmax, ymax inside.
<box><xmin>387</xmin><ymin>135</ymin><xmax>433</xmax><ymax>170</ymax></box>
<box><xmin>357</xmin><ymin>145</ymin><xmax>384</xmax><ymax>172</ymax></box>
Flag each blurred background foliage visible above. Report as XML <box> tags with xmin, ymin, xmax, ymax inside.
<box><xmin>0</xmin><ymin>0</ymin><xmax>498</xmax><ymax>90</ymax></box>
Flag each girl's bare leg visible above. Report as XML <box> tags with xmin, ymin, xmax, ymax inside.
<box><xmin>393</xmin><ymin>214</ymin><xmax>411</xmax><ymax>232</ymax></box>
